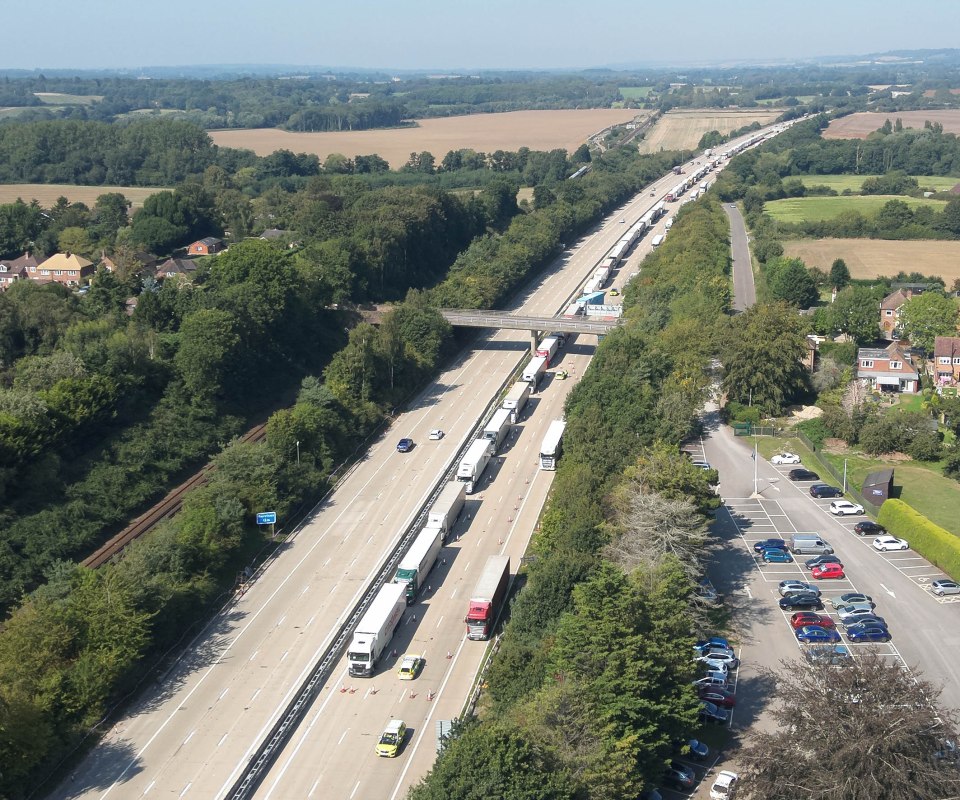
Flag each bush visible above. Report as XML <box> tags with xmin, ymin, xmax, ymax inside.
<box><xmin>858</xmin><ymin>417</ymin><xmax>904</xmax><ymax>455</ymax></box>
<box><xmin>725</xmin><ymin>401</ymin><xmax>761</xmax><ymax>424</ymax></box>
<box><xmin>943</xmin><ymin>446</ymin><xmax>960</xmax><ymax>480</ymax></box>
<box><xmin>819</xmin><ymin>341</ymin><xmax>857</xmax><ymax>366</ymax></box>
<box><xmin>796</xmin><ymin>417</ymin><xmax>830</xmax><ymax>448</ymax></box>
<box><xmin>877</xmin><ymin>499</ymin><xmax>960</xmax><ymax>581</ymax></box>
<box><xmin>907</xmin><ymin>429</ymin><xmax>943</xmax><ymax>462</ymax></box>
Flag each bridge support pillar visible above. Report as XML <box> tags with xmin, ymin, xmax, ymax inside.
<box><xmin>530</xmin><ymin>329</ymin><xmax>539</xmax><ymax>356</ymax></box>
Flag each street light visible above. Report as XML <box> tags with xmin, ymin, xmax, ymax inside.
<box><xmin>296</xmin><ymin>440</ymin><xmax>300</xmax><ymax>466</ymax></box>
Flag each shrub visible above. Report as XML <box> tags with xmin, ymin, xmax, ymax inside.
<box><xmin>858</xmin><ymin>417</ymin><xmax>905</xmax><ymax>455</ymax></box>
<box><xmin>796</xmin><ymin>417</ymin><xmax>830</xmax><ymax>448</ymax></box>
<box><xmin>906</xmin><ymin>429</ymin><xmax>943</xmax><ymax>462</ymax></box>
<box><xmin>725</xmin><ymin>401</ymin><xmax>761</xmax><ymax>424</ymax></box>
<box><xmin>877</xmin><ymin>499</ymin><xmax>960</xmax><ymax>580</ymax></box>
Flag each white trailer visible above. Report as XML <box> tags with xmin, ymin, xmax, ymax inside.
<box><xmin>347</xmin><ymin>582</ymin><xmax>406</xmax><ymax>676</ymax></box>
<box><xmin>563</xmin><ymin>303</ymin><xmax>584</xmax><ymax>318</ymax></box>
<box><xmin>582</xmin><ymin>277</ymin><xmax>602</xmax><ymax>295</ymax></box>
<box><xmin>502</xmin><ymin>380</ymin><xmax>531</xmax><ymax>421</ymax></box>
<box><xmin>456</xmin><ymin>438</ymin><xmax>494</xmax><ymax>494</ymax></box>
<box><xmin>539</xmin><ymin>420</ymin><xmax>566</xmax><ymax>470</ymax></box>
<box><xmin>592</xmin><ymin>266</ymin><xmax>610</xmax><ymax>288</ymax></box>
<box><xmin>651</xmin><ymin>234</ymin><xmax>665</xmax><ymax>248</ymax></box>
<box><xmin>427</xmin><ymin>481</ymin><xmax>466</xmax><ymax>541</ymax></box>
<box><xmin>536</xmin><ymin>335</ymin><xmax>560</xmax><ymax>363</ymax></box>
<box><xmin>664</xmin><ymin>217</ymin><xmax>674</xmax><ymax>231</ymax></box>
<box><xmin>522</xmin><ymin>355</ymin><xmax>548</xmax><ymax>388</ymax></box>
<box><xmin>653</xmin><ymin>201</ymin><xmax>666</xmax><ymax>219</ymax></box>
<box><xmin>393</xmin><ymin>525</ymin><xmax>444</xmax><ymax>603</ymax></box>
<box><xmin>482</xmin><ymin>407</ymin><xmax>512</xmax><ymax>453</ymax></box>
<box><xmin>584</xmin><ymin>303</ymin><xmax>623</xmax><ymax>318</ymax></box>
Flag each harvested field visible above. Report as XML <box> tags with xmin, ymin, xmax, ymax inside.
<box><xmin>783</xmin><ymin>238</ymin><xmax>960</xmax><ymax>282</ymax></box>
<box><xmin>765</xmin><ymin>195</ymin><xmax>946</xmax><ymax>223</ymax></box>
<box><xmin>823</xmin><ymin>110</ymin><xmax>960</xmax><ymax>139</ymax></box>
<box><xmin>0</xmin><ymin>184</ymin><xmax>164</xmax><ymax>209</ymax></box>
<box><xmin>796</xmin><ymin>174</ymin><xmax>959</xmax><ymax>193</ymax></box>
<box><xmin>34</xmin><ymin>92</ymin><xmax>103</xmax><ymax>105</ymax></box>
<box><xmin>635</xmin><ymin>109</ymin><xmax>781</xmax><ymax>153</ymax></box>
<box><xmin>210</xmin><ymin>109</ymin><xmax>642</xmax><ymax>168</ymax></box>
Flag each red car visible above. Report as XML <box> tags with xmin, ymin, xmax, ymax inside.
<box><xmin>697</xmin><ymin>685</ymin><xmax>736</xmax><ymax>708</ymax></box>
<box><xmin>811</xmin><ymin>563</ymin><xmax>845</xmax><ymax>580</ymax></box>
<box><xmin>789</xmin><ymin>612</ymin><xmax>836</xmax><ymax>630</ymax></box>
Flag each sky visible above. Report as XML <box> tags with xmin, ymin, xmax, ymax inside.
<box><xmin>4</xmin><ymin>0</ymin><xmax>960</xmax><ymax>71</ymax></box>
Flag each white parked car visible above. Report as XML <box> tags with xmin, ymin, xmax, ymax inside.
<box><xmin>710</xmin><ymin>770</ymin><xmax>739</xmax><ymax>799</ymax></box>
<box><xmin>428</xmin><ymin>429</ymin><xmax>444</xmax><ymax>440</ymax></box>
<box><xmin>872</xmin><ymin>535</ymin><xmax>908</xmax><ymax>552</ymax></box>
<box><xmin>771</xmin><ymin>452</ymin><xmax>801</xmax><ymax>465</ymax></box>
<box><xmin>829</xmin><ymin>500</ymin><xmax>864</xmax><ymax>516</ymax></box>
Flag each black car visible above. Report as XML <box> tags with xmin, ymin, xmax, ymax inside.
<box><xmin>788</xmin><ymin>468</ymin><xmax>820</xmax><ymax>481</ymax></box>
<box><xmin>804</xmin><ymin>554</ymin><xmax>843</xmax><ymax>569</ymax></box>
<box><xmin>854</xmin><ymin>521</ymin><xmax>886</xmax><ymax>536</ymax></box>
<box><xmin>699</xmin><ymin>701</ymin><xmax>729</xmax><ymax>724</ymax></box>
<box><xmin>810</xmin><ymin>484</ymin><xmax>843</xmax><ymax>498</ymax></box>
<box><xmin>664</xmin><ymin>761</ymin><xmax>696</xmax><ymax>790</ymax></box>
<box><xmin>753</xmin><ymin>538</ymin><xmax>787</xmax><ymax>553</ymax></box>
<box><xmin>779</xmin><ymin>592</ymin><xmax>823</xmax><ymax>610</ymax></box>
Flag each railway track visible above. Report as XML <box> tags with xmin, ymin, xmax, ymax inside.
<box><xmin>81</xmin><ymin>423</ymin><xmax>268</xmax><ymax>569</ymax></box>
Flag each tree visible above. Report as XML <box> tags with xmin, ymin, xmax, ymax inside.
<box><xmin>766</xmin><ymin>257</ymin><xmax>818</xmax><ymax>308</ymax></box>
<box><xmin>739</xmin><ymin>653</ymin><xmax>960</xmax><ymax>799</ymax></box>
<box><xmin>898</xmin><ymin>292</ymin><xmax>959</xmax><ymax>353</ymax></box>
<box><xmin>829</xmin><ymin>258</ymin><xmax>850</xmax><ymax>289</ymax></box>
<box><xmin>174</xmin><ymin>308</ymin><xmax>243</xmax><ymax>403</ymax></box>
<box><xmin>829</xmin><ymin>285</ymin><xmax>881</xmax><ymax>344</ymax></box>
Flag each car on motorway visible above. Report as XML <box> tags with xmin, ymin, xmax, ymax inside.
<box><xmin>396</xmin><ymin>438</ymin><xmax>414</xmax><ymax>453</ymax></box>
<box><xmin>762</xmin><ymin>548</ymin><xmax>793</xmax><ymax>563</ymax></box>
<box><xmin>830</xmin><ymin>499</ymin><xmax>865</xmax><ymax>516</ymax></box>
<box><xmin>397</xmin><ymin>654</ymin><xmax>424</xmax><ymax>680</ymax></box>
<box><xmin>771</xmin><ymin>452</ymin><xmax>802</xmax><ymax>465</ymax></box>
<box><xmin>854</xmin><ymin>521</ymin><xmax>886</xmax><ymax>536</ymax></box>
<box><xmin>694</xmin><ymin>636</ymin><xmax>731</xmax><ymax>654</ymax></box>
<box><xmin>811</xmin><ymin>563</ymin><xmax>845</xmax><ymax>580</ymax></box>
<box><xmin>779</xmin><ymin>592</ymin><xmax>823</xmax><ymax>610</ymax></box>
<box><xmin>830</xmin><ymin>593</ymin><xmax>874</xmax><ymax>609</ymax></box>
<box><xmin>754</xmin><ymin>538</ymin><xmax>788</xmax><ymax>552</ymax></box>
<box><xmin>376</xmin><ymin>719</ymin><xmax>407</xmax><ymax>757</ymax></box>
<box><xmin>805</xmin><ymin>644</ymin><xmax>853</xmax><ymax>666</ymax></box>
<box><xmin>795</xmin><ymin>625</ymin><xmax>842</xmax><ymax>644</ymax></box>
<box><xmin>779</xmin><ymin>580</ymin><xmax>821</xmax><ymax>597</ymax></box>
<box><xmin>810</xmin><ymin>484</ymin><xmax>844</xmax><ymax>499</ymax></box>
<box><xmin>698</xmin><ymin>686</ymin><xmax>737</xmax><ymax>708</ymax></box>
<box><xmin>839</xmin><ymin>612</ymin><xmax>886</xmax><ymax>629</ymax></box>
<box><xmin>804</xmin><ymin>554</ymin><xmax>843</xmax><ymax>569</ymax></box>
<box><xmin>790</xmin><ymin>612</ymin><xmax>836</xmax><ymax>629</ymax></box>
<box><xmin>710</xmin><ymin>770</ymin><xmax>739</xmax><ymax>799</ymax></box>
<box><xmin>872</xmin><ymin>535</ymin><xmax>909</xmax><ymax>552</ymax></box>
<box><xmin>664</xmin><ymin>761</ymin><xmax>696</xmax><ymax>790</ymax></box>
<box><xmin>427</xmin><ymin>429</ymin><xmax>444</xmax><ymax>440</ymax></box>
<box><xmin>930</xmin><ymin>579</ymin><xmax>960</xmax><ymax>597</ymax></box>
<box><xmin>789</xmin><ymin>468</ymin><xmax>820</xmax><ymax>481</ymax></box>
<box><xmin>846</xmin><ymin>624</ymin><xmax>892</xmax><ymax>643</ymax></box>
<box><xmin>699</xmin><ymin>701</ymin><xmax>729</xmax><ymax>724</ymax></box>
<box><xmin>555</xmin><ymin>369</ymin><xmax>568</xmax><ymax>380</ymax></box>
<box><xmin>609</xmin><ymin>288</ymin><xmax>620</xmax><ymax>297</ymax></box>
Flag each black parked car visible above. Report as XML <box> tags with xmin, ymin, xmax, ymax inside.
<box><xmin>779</xmin><ymin>592</ymin><xmax>824</xmax><ymax>610</ymax></box>
<box><xmin>854</xmin><ymin>521</ymin><xmax>886</xmax><ymax>536</ymax></box>
<box><xmin>810</xmin><ymin>484</ymin><xmax>843</xmax><ymax>498</ymax></box>
<box><xmin>788</xmin><ymin>468</ymin><xmax>820</xmax><ymax>481</ymax></box>
<box><xmin>753</xmin><ymin>538</ymin><xmax>787</xmax><ymax>552</ymax></box>
<box><xmin>804</xmin><ymin>554</ymin><xmax>843</xmax><ymax>569</ymax></box>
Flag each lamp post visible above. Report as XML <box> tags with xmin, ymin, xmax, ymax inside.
<box><xmin>296</xmin><ymin>440</ymin><xmax>300</xmax><ymax>466</ymax></box>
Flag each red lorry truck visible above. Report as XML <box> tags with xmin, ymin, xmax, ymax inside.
<box><xmin>465</xmin><ymin>555</ymin><xmax>510</xmax><ymax>640</ymax></box>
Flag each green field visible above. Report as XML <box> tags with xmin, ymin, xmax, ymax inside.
<box><xmin>765</xmin><ymin>194</ymin><xmax>947</xmax><ymax>223</ymax></box>
<box><xmin>619</xmin><ymin>86</ymin><xmax>654</xmax><ymax>100</ymax></box>
<box><xmin>797</xmin><ymin>174</ymin><xmax>960</xmax><ymax>193</ymax></box>
<box><xmin>34</xmin><ymin>92</ymin><xmax>103</xmax><ymax>105</ymax></box>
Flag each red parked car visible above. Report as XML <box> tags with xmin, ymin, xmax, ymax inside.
<box><xmin>697</xmin><ymin>685</ymin><xmax>737</xmax><ymax>708</ymax></box>
<box><xmin>811</xmin><ymin>563</ymin><xmax>845</xmax><ymax>580</ymax></box>
<box><xmin>789</xmin><ymin>612</ymin><xmax>836</xmax><ymax>630</ymax></box>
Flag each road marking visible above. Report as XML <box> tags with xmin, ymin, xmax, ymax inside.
<box><xmin>217</xmin><ymin>688</ymin><xmax>229</xmax><ymax>702</ymax></box>
<box><xmin>349</xmin><ymin>780</ymin><xmax>361</xmax><ymax>799</ymax></box>
<box><xmin>183</xmin><ymin>730</ymin><xmax>195</xmax><ymax>745</ymax></box>
<box><xmin>879</xmin><ymin>583</ymin><xmax>897</xmax><ymax>599</ymax></box>
<box><xmin>178</xmin><ymin>783</ymin><xmax>191</xmax><ymax>799</ymax></box>
<box><xmin>337</xmin><ymin>729</ymin><xmax>350</xmax><ymax>746</ymax></box>
<box><xmin>308</xmin><ymin>777</ymin><xmax>322</xmax><ymax>797</ymax></box>
<box><xmin>145</xmin><ymin>780</ymin><xmax>155</xmax><ymax>794</ymax></box>
<box><xmin>744</xmin><ymin>586</ymin><xmax>753</xmax><ymax>599</ymax></box>
<box><xmin>217</xmin><ymin>733</ymin><xmax>228</xmax><ymax>748</ymax></box>
<box><xmin>435</xmin><ymin>615</ymin><xmax>444</xmax><ymax>629</ymax></box>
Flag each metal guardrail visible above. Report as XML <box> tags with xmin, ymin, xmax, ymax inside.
<box><xmin>439</xmin><ymin>309</ymin><xmax>618</xmax><ymax>335</ymax></box>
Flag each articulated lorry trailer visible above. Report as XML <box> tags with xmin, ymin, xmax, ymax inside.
<box><xmin>393</xmin><ymin>525</ymin><xmax>443</xmax><ymax>603</ymax></box>
<box><xmin>482</xmin><ymin>407</ymin><xmax>513</xmax><ymax>453</ymax></box>
<box><xmin>522</xmin><ymin>355</ymin><xmax>548</xmax><ymax>388</ymax></box>
<box><xmin>535</xmin><ymin>335</ymin><xmax>560</xmax><ymax>364</ymax></box>
<box><xmin>427</xmin><ymin>481</ymin><xmax>466</xmax><ymax>541</ymax></box>
<box><xmin>347</xmin><ymin>582</ymin><xmax>406</xmax><ymax>676</ymax></box>
<box><xmin>456</xmin><ymin>438</ymin><xmax>495</xmax><ymax>494</ymax></box>
<box><xmin>502</xmin><ymin>380</ymin><xmax>531</xmax><ymax>422</ymax></box>
<box><xmin>465</xmin><ymin>555</ymin><xmax>511</xmax><ymax>640</ymax></box>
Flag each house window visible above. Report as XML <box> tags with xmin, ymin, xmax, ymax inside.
<box><xmin>954</xmin><ymin>357</ymin><xmax>960</xmax><ymax>365</ymax></box>
<box><xmin>884</xmin><ymin>310</ymin><xmax>893</xmax><ymax>316</ymax></box>
<box><xmin>890</xmin><ymin>361</ymin><xmax>902</xmax><ymax>369</ymax></box>
<box><xmin>942</xmin><ymin>357</ymin><xmax>952</xmax><ymax>364</ymax></box>
<box><xmin>860</xmin><ymin>360</ymin><xmax>874</xmax><ymax>368</ymax></box>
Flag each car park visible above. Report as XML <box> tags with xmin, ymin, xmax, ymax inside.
<box><xmin>845</xmin><ymin>624</ymin><xmax>891</xmax><ymax>643</ymax></box>
<box><xmin>779</xmin><ymin>592</ymin><xmax>823</xmax><ymax>610</ymax></box>
<box><xmin>854</xmin><ymin>521</ymin><xmax>885</xmax><ymax>536</ymax></box>
<box><xmin>376</xmin><ymin>719</ymin><xmax>407</xmax><ymax>757</ymax></box>
<box><xmin>664</xmin><ymin>761</ymin><xmax>696</xmax><ymax>790</ymax></box>
<box><xmin>396</xmin><ymin>438</ymin><xmax>414</xmax><ymax>453</ymax></box>
<box><xmin>427</xmin><ymin>429</ymin><xmax>444</xmax><ymax>440</ymax></box>
<box><xmin>710</xmin><ymin>770</ymin><xmax>739</xmax><ymax>799</ymax></box>
<box><xmin>795</xmin><ymin>625</ymin><xmax>841</xmax><ymax>644</ymax></box>
<box><xmin>811</xmin><ymin>563</ymin><xmax>845</xmax><ymax>580</ymax></box>
<box><xmin>930</xmin><ymin>579</ymin><xmax>960</xmax><ymax>597</ymax></box>
<box><xmin>829</xmin><ymin>499</ymin><xmax>864</xmax><ymax>516</ymax></box>
<box><xmin>779</xmin><ymin>580</ymin><xmax>821</xmax><ymax>597</ymax></box>
<box><xmin>830</xmin><ymin>593</ymin><xmax>874</xmax><ymax>609</ymax></box>
<box><xmin>771</xmin><ymin>452</ymin><xmax>801</xmax><ymax>465</ymax></box>
<box><xmin>693</xmin><ymin>636</ymin><xmax>731</xmax><ymax>654</ymax></box>
<box><xmin>872</xmin><ymin>535</ymin><xmax>909</xmax><ymax>552</ymax></box>
<box><xmin>397</xmin><ymin>654</ymin><xmax>424</xmax><ymax>680</ymax></box>
<box><xmin>762</xmin><ymin>548</ymin><xmax>793</xmax><ymax>563</ymax></box>
<box><xmin>789</xmin><ymin>468</ymin><xmax>820</xmax><ymax>481</ymax></box>
<box><xmin>804</xmin><ymin>554</ymin><xmax>843</xmax><ymax>569</ymax></box>
<box><xmin>790</xmin><ymin>612</ymin><xmax>835</xmax><ymax>629</ymax></box>
<box><xmin>805</xmin><ymin>644</ymin><xmax>853</xmax><ymax>666</ymax></box>
<box><xmin>839</xmin><ymin>613</ymin><xmax>886</xmax><ymax>629</ymax></box>
<box><xmin>698</xmin><ymin>686</ymin><xmax>736</xmax><ymax>708</ymax></box>
<box><xmin>699</xmin><ymin>701</ymin><xmax>729</xmax><ymax>724</ymax></box>
<box><xmin>754</xmin><ymin>538</ymin><xmax>788</xmax><ymax>552</ymax></box>
<box><xmin>810</xmin><ymin>484</ymin><xmax>844</xmax><ymax>499</ymax></box>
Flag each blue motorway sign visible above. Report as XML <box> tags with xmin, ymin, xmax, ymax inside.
<box><xmin>256</xmin><ymin>511</ymin><xmax>277</xmax><ymax>525</ymax></box>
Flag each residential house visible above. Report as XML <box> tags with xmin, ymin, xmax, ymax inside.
<box><xmin>857</xmin><ymin>342</ymin><xmax>920</xmax><ymax>393</ymax></box>
<box><xmin>879</xmin><ymin>288</ymin><xmax>912</xmax><ymax>340</ymax></box>
<box><xmin>32</xmin><ymin>252</ymin><xmax>95</xmax><ymax>286</ymax></box>
<box><xmin>187</xmin><ymin>237</ymin><xmax>225</xmax><ymax>256</ymax></box>
<box><xmin>0</xmin><ymin>251</ymin><xmax>39</xmax><ymax>290</ymax></box>
<box><xmin>932</xmin><ymin>336</ymin><xmax>960</xmax><ymax>388</ymax></box>
<box><xmin>259</xmin><ymin>228</ymin><xmax>300</xmax><ymax>248</ymax></box>
<box><xmin>155</xmin><ymin>257</ymin><xmax>198</xmax><ymax>283</ymax></box>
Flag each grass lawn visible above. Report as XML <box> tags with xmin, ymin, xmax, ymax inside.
<box><xmin>889</xmin><ymin>394</ymin><xmax>925</xmax><ymax>414</ymax></box>
<box><xmin>795</xmin><ymin>174</ymin><xmax>959</xmax><ymax>193</ymax></box>
<box><xmin>619</xmin><ymin>86</ymin><xmax>654</xmax><ymax>100</ymax></box>
<box><xmin>764</xmin><ymin>195</ymin><xmax>947</xmax><ymax>223</ymax></box>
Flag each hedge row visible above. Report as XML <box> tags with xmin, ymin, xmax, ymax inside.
<box><xmin>877</xmin><ymin>499</ymin><xmax>960</xmax><ymax>580</ymax></box>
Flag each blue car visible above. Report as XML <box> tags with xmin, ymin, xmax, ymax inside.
<box><xmin>762</xmin><ymin>548</ymin><xmax>793</xmax><ymax>563</ymax></box>
<box><xmin>795</xmin><ymin>625</ymin><xmax>841</xmax><ymax>644</ymax></box>
<box><xmin>693</xmin><ymin>637</ymin><xmax>731</xmax><ymax>655</ymax></box>
<box><xmin>396</xmin><ymin>438</ymin><xmax>414</xmax><ymax>453</ymax></box>
<box><xmin>846</xmin><ymin>624</ymin><xmax>891</xmax><ymax>643</ymax></box>
<box><xmin>753</xmin><ymin>538</ymin><xmax>787</xmax><ymax>553</ymax></box>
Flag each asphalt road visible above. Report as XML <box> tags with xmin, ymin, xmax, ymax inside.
<box><xmin>724</xmin><ymin>203</ymin><xmax>755</xmax><ymax>311</ymax></box>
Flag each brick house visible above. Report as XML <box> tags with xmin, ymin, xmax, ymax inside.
<box><xmin>932</xmin><ymin>336</ymin><xmax>960</xmax><ymax>388</ymax></box>
<box><xmin>879</xmin><ymin>289</ymin><xmax>910</xmax><ymax>339</ymax></box>
<box><xmin>0</xmin><ymin>251</ymin><xmax>39</xmax><ymax>290</ymax></box>
<box><xmin>31</xmin><ymin>252</ymin><xmax>94</xmax><ymax>286</ymax></box>
<box><xmin>187</xmin><ymin>237</ymin><xmax>224</xmax><ymax>256</ymax></box>
<box><xmin>155</xmin><ymin>257</ymin><xmax>198</xmax><ymax>283</ymax></box>
<box><xmin>857</xmin><ymin>342</ymin><xmax>920</xmax><ymax>393</ymax></box>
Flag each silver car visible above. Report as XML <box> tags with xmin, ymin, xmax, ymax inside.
<box><xmin>930</xmin><ymin>579</ymin><xmax>960</xmax><ymax>597</ymax></box>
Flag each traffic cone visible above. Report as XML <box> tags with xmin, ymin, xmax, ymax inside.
<box><xmin>446</xmin><ymin>650</ymin><xmax>452</xmax><ymax>659</ymax></box>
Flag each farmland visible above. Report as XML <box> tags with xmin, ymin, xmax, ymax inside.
<box><xmin>209</xmin><ymin>109</ymin><xmax>642</xmax><ymax>168</ymax></box>
<box><xmin>764</xmin><ymin>194</ymin><xmax>947</xmax><ymax>223</ymax></box>
<box><xmin>635</xmin><ymin>108</ymin><xmax>781</xmax><ymax>153</ymax></box>
<box><xmin>796</xmin><ymin>174</ymin><xmax>960</xmax><ymax>193</ymax></box>
<box><xmin>619</xmin><ymin>86</ymin><xmax>654</xmax><ymax>100</ymax></box>
<box><xmin>0</xmin><ymin>184</ymin><xmax>163</xmax><ymax>209</ymax></box>
<box><xmin>34</xmin><ymin>92</ymin><xmax>104</xmax><ymax>105</ymax></box>
<box><xmin>823</xmin><ymin>110</ymin><xmax>960</xmax><ymax>139</ymax></box>
<box><xmin>783</xmin><ymin>238</ymin><xmax>960</xmax><ymax>282</ymax></box>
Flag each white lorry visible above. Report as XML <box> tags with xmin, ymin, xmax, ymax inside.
<box><xmin>535</xmin><ymin>335</ymin><xmax>560</xmax><ymax>364</ymax></box>
<box><xmin>482</xmin><ymin>407</ymin><xmax>512</xmax><ymax>453</ymax></box>
<box><xmin>522</xmin><ymin>355</ymin><xmax>548</xmax><ymax>388</ymax></box>
<box><xmin>393</xmin><ymin>526</ymin><xmax>444</xmax><ymax>603</ymax></box>
<box><xmin>347</xmin><ymin>582</ymin><xmax>406</xmax><ymax>676</ymax></box>
<box><xmin>502</xmin><ymin>380</ymin><xmax>531</xmax><ymax>422</ymax></box>
<box><xmin>651</xmin><ymin>234</ymin><xmax>665</xmax><ymax>248</ymax></box>
<box><xmin>427</xmin><ymin>481</ymin><xmax>466</xmax><ymax>541</ymax></box>
<box><xmin>456</xmin><ymin>438</ymin><xmax>495</xmax><ymax>494</ymax></box>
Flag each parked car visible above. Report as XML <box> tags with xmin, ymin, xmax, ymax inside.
<box><xmin>805</xmin><ymin>554</ymin><xmax>843</xmax><ymax>569</ymax></box>
<box><xmin>805</xmin><ymin>644</ymin><xmax>853</xmax><ymax>666</ymax></box>
<box><xmin>753</xmin><ymin>538</ymin><xmax>788</xmax><ymax>552</ymax></box>
<box><xmin>839</xmin><ymin>613</ymin><xmax>886</xmax><ymax>629</ymax></box>
<box><xmin>664</xmin><ymin>761</ymin><xmax>696</xmax><ymax>790</ymax></box>
<box><xmin>693</xmin><ymin>673</ymin><xmax>728</xmax><ymax>689</ymax></box>
<box><xmin>762</xmin><ymin>548</ymin><xmax>793</xmax><ymax>563</ymax></box>
<box><xmin>700</xmin><ymin>650</ymin><xmax>740</xmax><ymax>669</ymax></box>
<box><xmin>695</xmin><ymin>655</ymin><xmax>734</xmax><ymax>673</ymax></box>
<box><xmin>779</xmin><ymin>580</ymin><xmax>821</xmax><ymax>597</ymax></box>
<box><xmin>771</xmin><ymin>452</ymin><xmax>801</xmax><ymax>465</ymax></box>
<box><xmin>693</xmin><ymin>636</ymin><xmax>731</xmax><ymax>654</ymax></box>
<box><xmin>710</xmin><ymin>770</ymin><xmax>739</xmax><ymax>800</ymax></box>
<box><xmin>790</xmin><ymin>612</ymin><xmax>836</xmax><ymax>629</ymax></box>
<box><xmin>789</xmin><ymin>468</ymin><xmax>820</xmax><ymax>481</ymax></box>
<box><xmin>685</xmin><ymin>739</ymin><xmax>710</xmax><ymax>760</ymax></box>
<box><xmin>834</xmin><ymin>602</ymin><xmax>876</xmax><ymax>618</ymax></box>
<box><xmin>872</xmin><ymin>535</ymin><xmax>909</xmax><ymax>552</ymax></box>
<box><xmin>779</xmin><ymin>592</ymin><xmax>823</xmax><ymax>610</ymax></box>
<box><xmin>830</xmin><ymin>499</ymin><xmax>865</xmax><ymax>516</ymax></box>
<box><xmin>397</xmin><ymin>654</ymin><xmax>424</xmax><ymax>680</ymax></box>
<box><xmin>427</xmin><ymin>429</ymin><xmax>444</xmax><ymax>440</ymax></box>
<box><xmin>930</xmin><ymin>579</ymin><xmax>960</xmax><ymax>597</ymax></box>
<box><xmin>697</xmin><ymin>577</ymin><xmax>721</xmax><ymax>604</ymax></box>
<box><xmin>376</xmin><ymin>719</ymin><xmax>407</xmax><ymax>757</ymax></box>
<box><xmin>810</xmin><ymin>484</ymin><xmax>844</xmax><ymax>499</ymax></box>
<box><xmin>795</xmin><ymin>625</ymin><xmax>842</xmax><ymax>644</ymax></box>
<box><xmin>699</xmin><ymin>701</ymin><xmax>729</xmax><ymax>724</ymax></box>
<box><xmin>846</xmin><ymin>624</ymin><xmax>892</xmax><ymax>643</ymax></box>
<box><xmin>854</xmin><ymin>521</ymin><xmax>885</xmax><ymax>536</ymax></box>
<box><xmin>396</xmin><ymin>438</ymin><xmax>414</xmax><ymax>453</ymax></box>
<box><xmin>698</xmin><ymin>686</ymin><xmax>737</xmax><ymax>708</ymax></box>
<box><xmin>830</xmin><ymin>593</ymin><xmax>874</xmax><ymax>609</ymax></box>
<box><xmin>811</xmin><ymin>563</ymin><xmax>845</xmax><ymax>580</ymax></box>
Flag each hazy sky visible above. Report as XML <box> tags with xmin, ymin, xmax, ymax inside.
<box><xmin>4</xmin><ymin>0</ymin><xmax>959</xmax><ymax>71</ymax></box>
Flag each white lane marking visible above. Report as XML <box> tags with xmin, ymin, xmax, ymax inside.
<box><xmin>217</xmin><ymin>733</ymin><xmax>228</xmax><ymax>748</ymax></box>
<box><xmin>879</xmin><ymin>583</ymin><xmax>897</xmax><ymax>599</ymax></box>
<box><xmin>178</xmin><ymin>784</ymin><xmax>191</xmax><ymax>799</ymax></box>
<box><xmin>337</xmin><ymin>729</ymin><xmax>350</xmax><ymax>746</ymax></box>
<box><xmin>217</xmin><ymin>688</ymin><xmax>229</xmax><ymax>702</ymax></box>
<box><xmin>743</xmin><ymin>586</ymin><xmax>753</xmax><ymax>599</ymax></box>
<box><xmin>349</xmin><ymin>780</ymin><xmax>361</xmax><ymax>799</ymax></box>
<box><xmin>144</xmin><ymin>780</ymin><xmax>155</xmax><ymax>794</ymax></box>
<box><xmin>183</xmin><ymin>731</ymin><xmax>195</xmax><ymax>745</ymax></box>
<box><xmin>308</xmin><ymin>777</ymin><xmax>322</xmax><ymax>797</ymax></box>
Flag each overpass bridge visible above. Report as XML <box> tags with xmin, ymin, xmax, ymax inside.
<box><xmin>439</xmin><ymin>309</ymin><xmax>620</xmax><ymax>353</ymax></box>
